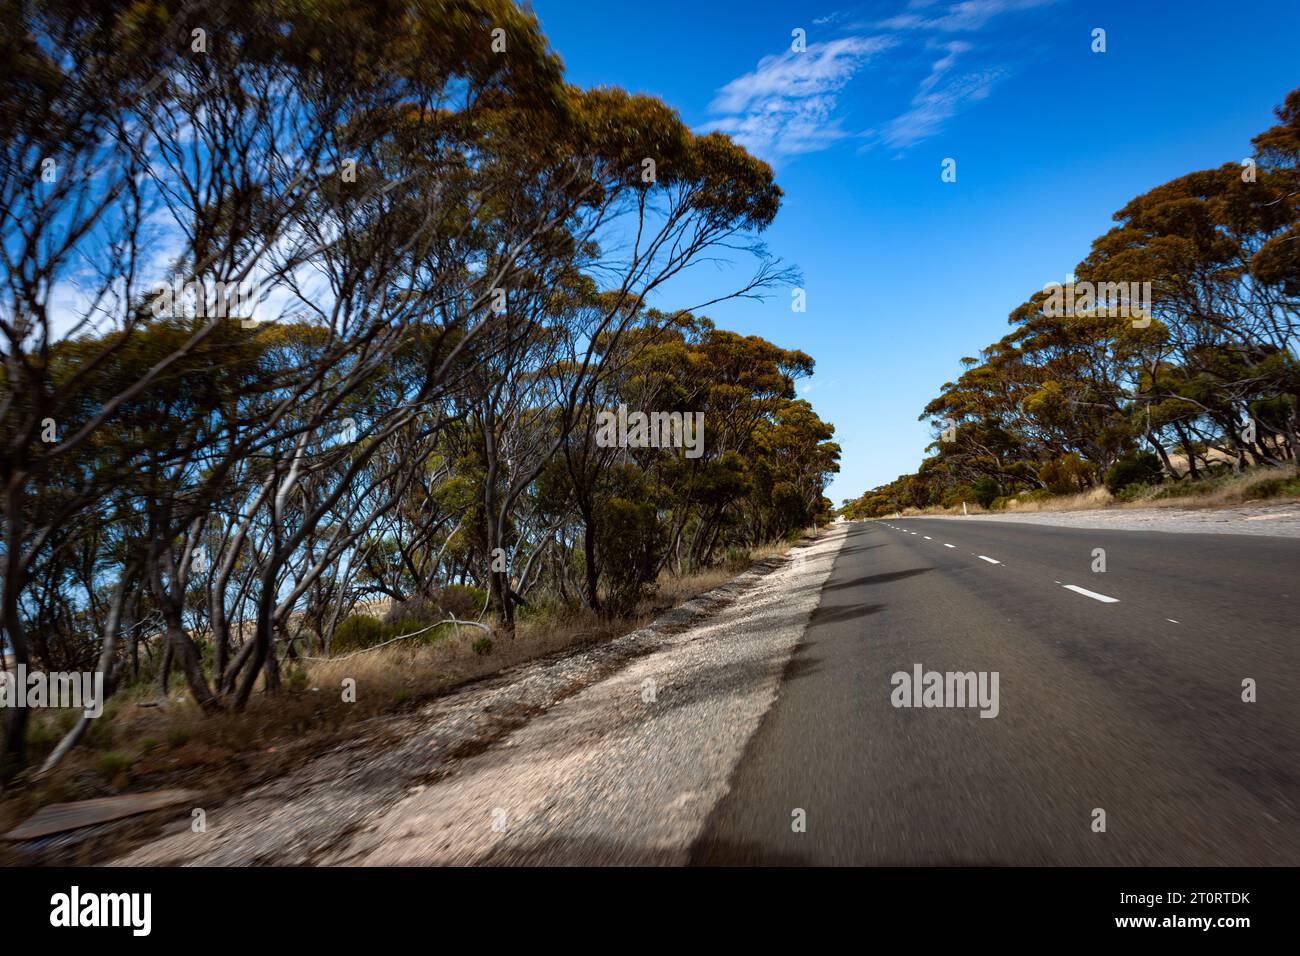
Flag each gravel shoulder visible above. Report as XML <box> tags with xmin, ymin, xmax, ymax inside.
<box><xmin>916</xmin><ymin>501</ymin><xmax>1300</xmax><ymax>537</ymax></box>
<box><xmin>111</xmin><ymin>526</ymin><xmax>848</xmax><ymax>866</ymax></box>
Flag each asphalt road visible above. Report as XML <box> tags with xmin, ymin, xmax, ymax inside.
<box><xmin>691</xmin><ymin>518</ymin><xmax>1300</xmax><ymax>865</ymax></box>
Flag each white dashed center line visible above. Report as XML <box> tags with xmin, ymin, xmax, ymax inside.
<box><xmin>923</xmin><ymin>536</ymin><xmax>932</xmax><ymax>540</ymax></box>
<box><xmin>977</xmin><ymin>555</ymin><xmax>1001</xmax><ymax>565</ymax></box>
<box><xmin>943</xmin><ymin>543</ymin><xmax>955</xmax><ymax>548</ymax></box>
<box><xmin>1062</xmin><ymin>584</ymin><xmax>1119</xmax><ymax>604</ymax></box>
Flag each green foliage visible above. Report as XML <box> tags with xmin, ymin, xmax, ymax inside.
<box><xmin>595</xmin><ymin>466</ymin><xmax>663</xmax><ymax>616</ymax></box>
<box><xmin>971</xmin><ymin>477</ymin><xmax>1001</xmax><ymax>508</ymax></box>
<box><xmin>1236</xmin><ymin>471</ymin><xmax>1300</xmax><ymax>500</ymax></box>
<box><xmin>941</xmin><ymin>485</ymin><xmax>975</xmax><ymax>508</ymax></box>
<box><xmin>96</xmin><ymin>751</ymin><xmax>132</xmax><ymax>780</ymax></box>
<box><xmin>0</xmin><ymin>0</ymin><xmax>849</xmax><ymax>777</ymax></box>
<box><xmin>332</xmin><ymin>615</ymin><xmax>385</xmax><ymax>654</ymax></box>
<box><xmin>1040</xmin><ymin>453</ymin><xmax>1093</xmax><ymax>494</ymax></box>
<box><xmin>471</xmin><ymin>636</ymin><xmax>493</xmax><ymax>655</ymax></box>
<box><xmin>1105</xmin><ymin>452</ymin><xmax>1164</xmax><ymax>494</ymax></box>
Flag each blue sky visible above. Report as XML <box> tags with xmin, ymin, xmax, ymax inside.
<box><xmin>532</xmin><ymin>0</ymin><xmax>1300</xmax><ymax>504</ymax></box>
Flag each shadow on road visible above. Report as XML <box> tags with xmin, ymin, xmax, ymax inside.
<box><xmin>822</xmin><ymin>567</ymin><xmax>933</xmax><ymax>592</ymax></box>
<box><xmin>836</xmin><ymin>543</ymin><xmax>890</xmax><ymax>557</ymax></box>
<box><xmin>808</xmin><ymin>602</ymin><xmax>886</xmax><ymax>626</ymax></box>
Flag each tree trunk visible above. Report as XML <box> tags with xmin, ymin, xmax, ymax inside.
<box><xmin>1174</xmin><ymin>421</ymin><xmax>1200</xmax><ymax>480</ymax></box>
<box><xmin>582</xmin><ymin>514</ymin><xmax>600</xmax><ymax>611</ymax></box>
<box><xmin>233</xmin><ymin>572</ymin><xmax>277</xmax><ymax>710</ymax></box>
<box><xmin>1</xmin><ymin>477</ymin><xmax>32</xmax><ymax>775</ymax></box>
<box><xmin>149</xmin><ymin>551</ymin><xmax>220</xmax><ymax>711</ymax></box>
<box><xmin>154</xmin><ymin>639</ymin><xmax>173</xmax><ymax>700</ymax></box>
<box><xmin>1146</xmin><ymin>433</ymin><xmax>1181</xmax><ymax>480</ymax></box>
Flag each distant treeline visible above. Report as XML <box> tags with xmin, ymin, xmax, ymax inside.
<box><xmin>844</xmin><ymin>85</ymin><xmax>1300</xmax><ymax>519</ymax></box>
<box><xmin>0</xmin><ymin>1</ymin><xmax>838</xmax><ymax>773</ymax></box>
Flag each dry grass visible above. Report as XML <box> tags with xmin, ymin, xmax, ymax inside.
<box><xmin>1000</xmin><ymin>487</ymin><xmax>1112</xmax><ymax>513</ymax></box>
<box><xmin>0</xmin><ymin>533</ymin><xmax>818</xmax><ymax>837</ymax></box>
<box><xmin>1110</xmin><ymin>463</ymin><xmax>1300</xmax><ymax>509</ymax></box>
<box><xmin>898</xmin><ymin>488</ymin><xmax>1111</xmax><ymax>515</ymax></box>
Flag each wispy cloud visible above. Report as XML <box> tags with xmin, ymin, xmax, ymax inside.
<box><xmin>706</xmin><ymin>0</ymin><xmax>1057</xmax><ymax>160</ymax></box>
<box><xmin>870</xmin><ymin>0</ymin><xmax>1057</xmax><ymax>148</ymax></box>
<box><xmin>703</xmin><ymin>35</ymin><xmax>897</xmax><ymax>159</ymax></box>
<box><xmin>880</xmin><ymin>41</ymin><xmax>1003</xmax><ymax>149</ymax></box>
<box><xmin>879</xmin><ymin>0</ymin><xmax>1058</xmax><ymax>32</ymax></box>
<box><xmin>801</xmin><ymin>378</ymin><xmax>841</xmax><ymax>395</ymax></box>
<box><xmin>812</xmin><ymin>10</ymin><xmax>849</xmax><ymax>26</ymax></box>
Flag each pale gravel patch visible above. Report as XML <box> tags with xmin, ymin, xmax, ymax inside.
<box><xmin>915</xmin><ymin>502</ymin><xmax>1300</xmax><ymax>538</ymax></box>
<box><xmin>111</xmin><ymin>528</ymin><xmax>847</xmax><ymax>866</ymax></box>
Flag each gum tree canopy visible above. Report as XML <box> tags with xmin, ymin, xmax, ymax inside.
<box><xmin>0</xmin><ymin>0</ymin><xmax>836</xmax><ymax>774</ymax></box>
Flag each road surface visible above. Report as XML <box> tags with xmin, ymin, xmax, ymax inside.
<box><xmin>692</xmin><ymin>518</ymin><xmax>1300</xmax><ymax>865</ymax></box>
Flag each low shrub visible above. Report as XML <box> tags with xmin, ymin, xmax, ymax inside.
<box><xmin>1105</xmin><ymin>452</ymin><xmax>1163</xmax><ymax>494</ymax></box>
<box><xmin>971</xmin><ymin>477</ymin><xmax>1001</xmax><ymax>508</ymax></box>
<box><xmin>382</xmin><ymin>598</ymin><xmax>438</xmax><ymax>627</ymax></box>
<box><xmin>384</xmin><ymin>586</ymin><xmax>486</xmax><ymax>627</ymax></box>
<box><xmin>941</xmin><ymin>485</ymin><xmax>974</xmax><ymax>508</ymax></box>
<box><xmin>331</xmin><ymin>614</ymin><xmax>384</xmax><ymax>653</ymax></box>
<box><xmin>1240</xmin><ymin>473</ymin><xmax>1300</xmax><ymax>499</ymax></box>
<box><xmin>434</xmin><ymin>585</ymin><xmax>487</xmax><ymax>620</ymax></box>
<box><xmin>96</xmin><ymin>751</ymin><xmax>132</xmax><ymax>781</ymax></box>
<box><xmin>1116</xmin><ymin>482</ymin><xmax>1157</xmax><ymax>502</ymax></box>
<box><xmin>1150</xmin><ymin>478</ymin><xmax>1218</xmax><ymax>499</ymax></box>
<box><xmin>383</xmin><ymin>617</ymin><xmax>432</xmax><ymax>639</ymax></box>
<box><xmin>1040</xmin><ymin>452</ymin><xmax>1093</xmax><ymax>494</ymax></box>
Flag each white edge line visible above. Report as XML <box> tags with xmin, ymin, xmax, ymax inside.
<box><xmin>1062</xmin><ymin>584</ymin><xmax>1120</xmax><ymax>604</ymax></box>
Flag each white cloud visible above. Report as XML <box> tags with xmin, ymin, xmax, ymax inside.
<box><xmin>917</xmin><ymin>40</ymin><xmax>971</xmax><ymax>94</ymax></box>
<box><xmin>879</xmin><ymin>0</ymin><xmax>1058</xmax><ymax>32</ymax></box>
<box><xmin>706</xmin><ymin>0</ymin><xmax>1056</xmax><ymax>160</ymax></box>
<box><xmin>801</xmin><ymin>378</ymin><xmax>841</xmax><ymax>395</ymax></box>
<box><xmin>812</xmin><ymin>10</ymin><xmax>848</xmax><ymax>26</ymax></box>
<box><xmin>880</xmin><ymin>41</ymin><xmax>1002</xmax><ymax>149</ymax></box>
<box><xmin>704</xmin><ymin>35</ymin><xmax>897</xmax><ymax>160</ymax></box>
